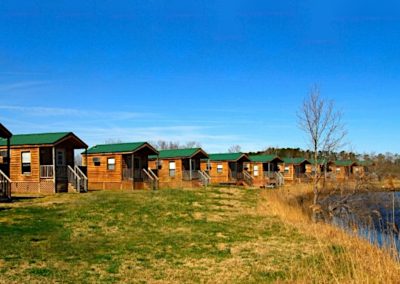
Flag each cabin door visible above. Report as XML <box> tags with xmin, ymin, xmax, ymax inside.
<box><xmin>56</xmin><ymin>149</ymin><xmax>67</xmax><ymax>178</ymax></box>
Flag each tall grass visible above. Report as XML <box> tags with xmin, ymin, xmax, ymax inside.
<box><xmin>262</xmin><ymin>184</ymin><xmax>400</xmax><ymax>283</ymax></box>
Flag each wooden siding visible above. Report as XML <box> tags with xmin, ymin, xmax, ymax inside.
<box><xmin>84</xmin><ymin>152</ymin><xmax>150</xmax><ymax>190</ymax></box>
<box><xmin>200</xmin><ymin>161</ymin><xmax>230</xmax><ymax>184</ymax></box>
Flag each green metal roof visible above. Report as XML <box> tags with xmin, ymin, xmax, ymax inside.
<box><xmin>334</xmin><ymin>160</ymin><xmax>357</xmax><ymax>167</ymax></box>
<box><xmin>0</xmin><ymin>132</ymin><xmax>75</xmax><ymax>146</ymax></box>
<box><xmin>282</xmin><ymin>157</ymin><xmax>310</xmax><ymax>165</ymax></box>
<box><xmin>249</xmin><ymin>154</ymin><xmax>283</xmax><ymax>163</ymax></box>
<box><xmin>85</xmin><ymin>142</ymin><xmax>153</xmax><ymax>154</ymax></box>
<box><xmin>149</xmin><ymin>148</ymin><xmax>208</xmax><ymax>160</ymax></box>
<box><xmin>208</xmin><ymin>152</ymin><xmax>249</xmax><ymax>162</ymax></box>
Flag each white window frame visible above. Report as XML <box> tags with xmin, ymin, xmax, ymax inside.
<box><xmin>253</xmin><ymin>165</ymin><xmax>259</xmax><ymax>177</ymax></box>
<box><xmin>169</xmin><ymin>161</ymin><xmax>176</xmax><ymax>177</ymax></box>
<box><xmin>21</xmin><ymin>151</ymin><xmax>31</xmax><ymax>175</ymax></box>
<box><xmin>107</xmin><ymin>158</ymin><xmax>116</xmax><ymax>170</ymax></box>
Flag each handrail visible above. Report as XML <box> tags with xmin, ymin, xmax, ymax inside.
<box><xmin>148</xmin><ymin>168</ymin><xmax>159</xmax><ymax>181</ymax></box>
<box><xmin>68</xmin><ymin>165</ymin><xmax>81</xmax><ymax>193</ymax></box>
<box><xmin>198</xmin><ymin>170</ymin><xmax>210</xmax><ymax>186</ymax></box>
<box><xmin>244</xmin><ymin>171</ymin><xmax>253</xmax><ymax>180</ymax></box>
<box><xmin>74</xmin><ymin>166</ymin><xmax>88</xmax><ymax>192</ymax></box>
<box><xmin>142</xmin><ymin>169</ymin><xmax>157</xmax><ymax>190</ymax></box>
<box><xmin>0</xmin><ymin>169</ymin><xmax>12</xmax><ymax>183</ymax></box>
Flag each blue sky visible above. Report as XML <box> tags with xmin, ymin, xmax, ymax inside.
<box><xmin>0</xmin><ymin>1</ymin><xmax>399</xmax><ymax>153</ymax></box>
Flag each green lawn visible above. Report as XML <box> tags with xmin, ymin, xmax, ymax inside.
<box><xmin>0</xmin><ymin>187</ymin><xmax>324</xmax><ymax>283</ymax></box>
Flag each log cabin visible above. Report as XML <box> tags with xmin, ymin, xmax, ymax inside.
<box><xmin>247</xmin><ymin>155</ymin><xmax>284</xmax><ymax>187</ymax></box>
<box><xmin>0</xmin><ymin>124</ymin><xmax>12</xmax><ymax>199</ymax></box>
<box><xmin>83</xmin><ymin>142</ymin><xmax>158</xmax><ymax>190</ymax></box>
<box><xmin>0</xmin><ymin>132</ymin><xmax>88</xmax><ymax>194</ymax></box>
<box><xmin>353</xmin><ymin>161</ymin><xmax>374</xmax><ymax>177</ymax></box>
<box><xmin>281</xmin><ymin>158</ymin><xmax>311</xmax><ymax>183</ymax></box>
<box><xmin>148</xmin><ymin>148</ymin><xmax>209</xmax><ymax>188</ymax></box>
<box><xmin>329</xmin><ymin>160</ymin><xmax>359</xmax><ymax>180</ymax></box>
<box><xmin>200</xmin><ymin>153</ymin><xmax>251</xmax><ymax>185</ymax></box>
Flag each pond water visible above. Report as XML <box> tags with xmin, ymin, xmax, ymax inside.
<box><xmin>321</xmin><ymin>191</ymin><xmax>400</xmax><ymax>253</ymax></box>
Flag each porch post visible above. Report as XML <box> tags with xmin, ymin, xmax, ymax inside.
<box><xmin>6</xmin><ymin>137</ymin><xmax>10</xmax><ymax>176</ymax></box>
<box><xmin>189</xmin><ymin>158</ymin><xmax>192</xmax><ymax>181</ymax></box>
<box><xmin>52</xmin><ymin>146</ymin><xmax>56</xmax><ymax>193</ymax></box>
<box><xmin>132</xmin><ymin>153</ymin><xmax>135</xmax><ymax>189</ymax></box>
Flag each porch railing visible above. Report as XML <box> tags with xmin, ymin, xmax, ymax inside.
<box><xmin>263</xmin><ymin>171</ymin><xmax>276</xmax><ymax>179</ymax></box>
<box><xmin>0</xmin><ymin>169</ymin><xmax>11</xmax><ymax>199</ymax></box>
<box><xmin>198</xmin><ymin>170</ymin><xmax>211</xmax><ymax>186</ymax></box>
<box><xmin>122</xmin><ymin>168</ymin><xmax>144</xmax><ymax>181</ymax></box>
<box><xmin>230</xmin><ymin>171</ymin><xmax>244</xmax><ymax>181</ymax></box>
<box><xmin>75</xmin><ymin>165</ymin><xmax>88</xmax><ymax>192</ymax></box>
<box><xmin>67</xmin><ymin>166</ymin><xmax>81</xmax><ymax>193</ymax></box>
<box><xmin>183</xmin><ymin>170</ymin><xmax>201</xmax><ymax>181</ymax></box>
<box><xmin>40</xmin><ymin>165</ymin><xmax>54</xmax><ymax>179</ymax></box>
<box><xmin>243</xmin><ymin>171</ymin><xmax>253</xmax><ymax>186</ymax></box>
<box><xmin>142</xmin><ymin>169</ymin><xmax>157</xmax><ymax>190</ymax></box>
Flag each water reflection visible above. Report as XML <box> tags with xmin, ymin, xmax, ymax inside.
<box><xmin>323</xmin><ymin>192</ymin><xmax>400</xmax><ymax>253</ymax></box>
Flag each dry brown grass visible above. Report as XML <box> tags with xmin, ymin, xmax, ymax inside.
<box><xmin>262</xmin><ymin>184</ymin><xmax>400</xmax><ymax>283</ymax></box>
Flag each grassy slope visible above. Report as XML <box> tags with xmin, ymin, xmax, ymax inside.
<box><xmin>0</xmin><ymin>187</ymin><xmax>396</xmax><ymax>283</ymax></box>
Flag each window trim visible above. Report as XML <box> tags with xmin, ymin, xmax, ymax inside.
<box><xmin>217</xmin><ymin>164</ymin><xmax>223</xmax><ymax>173</ymax></box>
<box><xmin>169</xmin><ymin>161</ymin><xmax>176</xmax><ymax>177</ymax></box>
<box><xmin>21</xmin><ymin>151</ymin><xmax>32</xmax><ymax>175</ymax></box>
<box><xmin>107</xmin><ymin>157</ymin><xmax>116</xmax><ymax>171</ymax></box>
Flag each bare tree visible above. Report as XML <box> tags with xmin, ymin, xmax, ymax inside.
<box><xmin>185</xmin><ymin>141</ymin><xmax>202</xmax><ymax>148</ymax></box>
<box><xmin>152</xmin><ymin>140</ymin><xmax>201</xmax><ymax>150</ymax></box>
<box><xmin>298</xmin><ymin>85</ymin><xmax>347</xmax><ymax>205</ymax></box>
<box><xmin>228</xmin><ymin>145</ymin><xmax>242</xmax><ymax>153</ymax></box>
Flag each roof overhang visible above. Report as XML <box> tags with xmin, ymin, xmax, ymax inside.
<box><xmin>0</xmin><ymin>124</ymin><xmax>12</xmax><ymax>139</ymax></box>
<box><xmin>54</xmin><ymin>132</ymin><xmax>88</xmax><ymax>149</ymax></box>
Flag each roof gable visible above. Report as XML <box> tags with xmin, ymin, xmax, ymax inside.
<box><xmin>85</xmin><ymin>142</ymin><xmax>157</xmax><ymax>155</ymax></box>
<box><xmin>0</xmin><ymin>124</ymin><xmax>12</xmax><ymax>139</ymax></box>
<box><xmin>0</xmin><ymin>132</ymin><xmax>86</xmax><ymax>147</ymax></box>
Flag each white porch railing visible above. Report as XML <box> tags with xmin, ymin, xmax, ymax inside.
<box><xmin>67</xmin><ymin>165</ymin><xmax>81</xmax><ymax>193</ymax></box>
<box><xmin>40</xmin><ymin>165</ymin><xmax>54</xmax><ymax>179</ymax></box>
<box><xmin>0</xmin><ymin>169</ymin><xmax>11</xmax><ymax>199</ymax></box>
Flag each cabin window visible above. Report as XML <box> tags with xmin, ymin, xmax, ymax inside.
<box><xmin>284</xmin><ymin>166</ymin><xmax>290</xmax><ymax>173</ymax></box>
<box><xmin>169</xmin><ymin>161</ymin><xmax>176</xmax><ymax>177</ymax></box>
<box><xmin>217</xmin><ymin>164</ymin><xmax>223</xmax><ymax>173</ymax></box>
<box><xmin>253</xmin><ymin>165</ymin><xmax>259</xmax><ymax>177</ymax></box>
<box><xmin>93</xmin><ymin>157</ymin><xmax>101</xmax><ymax>167</ymax></box>
<box><xmin>107</xmin><ymin>158</ymin><xmax>116</xmax><ymax>170</ymax></box>
<box><xmin>0</xmin><ymin>150</ymin><xmax>7</xmax><ymax>158</ymax></box>
<box><xmin>21</xmin><ymin>152</ymin><xmax>31</xmax><ymax>174</ymax></box>
<box><xmin>336</xmin><ymin>168</ymin><xmax>341</xmax><ymax>172</ymax></box>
